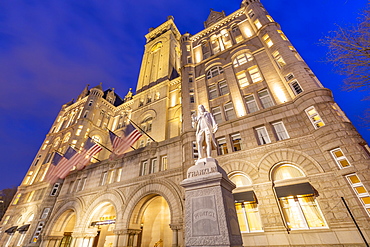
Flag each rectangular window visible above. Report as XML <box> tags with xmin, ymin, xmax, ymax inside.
<box><xmin>258</xmin><ymin>89</ymin><xmax>274</xmax><ymax>108</ymax></box>
<box><xmin>3</xmin><ymin>215</ymin><xmax>10</xmax><ymax>225</ymax></box>
<box><xmin>217</xmin><ymin>137</ymin><xmax>228</xmax><ymax>155</ymax></box>
<box><xmin>236</xmin><ymin>72</ymin><xmax>249</xmax><ymax>88</ymax></box>
<box><xmin>151</xmin><ymin>159</ymin><xmax>158</xmax><ymax>174</ymax></box>
<box><xmin>248</xmin><ymin>66</ymin><xmax>263</xmax><ymax>83</ymax></box>
<box><xmin>346</xmin><ymin>174</ymin><xmax>370</xmax><ymax>216</ymax></box>
<box><xmin>272</xmin><ymin>50</ymin><xmax>286</xmax><ymax>68</ymax></box>
<box><xmin>231</xmin><ymin>133</ymin><xmax>242</xmax><ymax>151</ymax></box>
<box><xmin>101</xmin><ymin>172</ymin><xmax>108</xmax><ymax>185</ymax></box>
<box><xmin>245</xmin><ymin>95</ymin><xmax>259</xmax><ymax>113</ymax></box>
<box><xmin>13</xmin><ymin>193</ymin><xmax>21</xmax><ymax>205</ymax></box>
<box><xmin>262</xmin><ymin>34</ymin><xmax>273</xmax><ymax>47</ymax></box>
<box><xmin>279</xmin><ymin>195</ymin><xmax>327</xmax><ymax>229</ymax></box>
<box><xmin>76</xmin><ymin>125</ymin><xmax>83</xmax><ymax>136</ymax></box>
<box><xmin>140</xmin><ymin>161</ymin><xmax>148</xmax><ymax>176</ymax></box>
<box><xmin>219</xmin><ymin>80</ymin><xmax>229</xmax><ymax>95</ymax></box>
<box><xmin>255</xmin><ymin>126</ymin><xmax>271</xmax><ymax>145</ymax></box>
<box><xmin>248</xmin><ymin>9</ymin><xmax>255</xmax><ymax>18</ymax></box>
<box><xmin>305</xmin><ymin>106</ymin><xmax>325</xmax><ymax>129</ymax></box>
<box><xmin>235</xmin><ymin>201</ymin><xmax>263</xmax><ymax>232</ymax></box>
<box><xmin>330</xmin><ymin>148</ymin><xmax>351</xmax><ymax>168</ymax></box>
<box><xmin>192</xmin><ymin>141</ymin><xmax>199</xmax><ymax>159</ymax></box>
<box><xmin>224</xmin><ymin>102</ymin><xmax>236</xmax><ymax>121</ymax></box>
<box><xmin>50</xmin><ymin>183</ymin><xmax>60</xmax><ymax>196</ymax></box>
<box><xmin>212</xmin><ymin>106</ymin><xmax>223</xmax><ymax>124</ymax></box>
<box><xmin>208</xmin><ymin>84</ymin><xmax>218</xmax><ymax>99</ymax></box>
<box><xmin>272</xmin><ymin>122</ymin><xmax>290</xmax><ymax>141</ymax></box>
<box><xmin>40</xmin><ymin>208</ymin><xmax>51</xmax><ymax>219</ymax></box>
<box><xmin>161</xmin><ymin>156</ymin><xmax>168</xmax><ymax>171</ymax></box>
<box><xmin>277</xmin><ymin>30</ymin><xmax>288</xmax><ymax>41</ymax></box>
<box><xmin>27</xmin><ymin>191</ymin><xmax>35</xmax><ymax>203</ymax></box>
<box><xmin>285</xmin><ymin>73</ymin><xmax>294</xmax><ymax>81</ymax></box>
<box><xmin>32</xmin><ymin>222</ymin><xmax>45</xmax><ymax>243</ymax></box>
<box><xmin>80</xmin><ymin>177</ymin><xmax>87</xmax><ymax>191</ymax></box>
<box><xmin>254</xmin><ymin>19</ymin><xmax>262</xmax><ymax>29</ymax></box>
<box><xmin>108</xmin><ymin>170</ymin><xmax>115</xmax><ymax>184</ymax></box>
<box><xmin>116</xmin><ymin>168</ymin><xmax>123</xmax><ymax>182</ymax></box>
<box><xmin>266</xmin><ymin>15</ymin><xmax>274</xmax><ymax>22</ymax></box>
<box><xmin>289</xmin><ymin>80</ymin><xmax>303</xmax><ymax>95</ymax></box>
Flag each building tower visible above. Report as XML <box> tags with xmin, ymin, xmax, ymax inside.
<box><xmin>1</xmin><ymin>0</ymin><xmax>369</xmax><ymax>246</ymax></box>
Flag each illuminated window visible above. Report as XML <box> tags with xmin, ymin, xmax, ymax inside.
<box><xmin>289</xmin><ymin>46</ymin><xmax>303</xmax><ymax>61</ymax></box>
<box><xmin>272</xmin><ymin>122</ymin><xmax>290</xmax><ymax>141</ymax></box>
<box><xmin>13</xmin><ymin>193</ymin><xmax>21</xmax><ymax>205</ymax></box>
<box><xmin>101</xmin><ymin>172</ymin><xmax>107</xmax><ymax>185</ymax></box>
<box><xmin>116</xmin><ymin>168</ymin><xmax>123</xmax><ymax>182</ymax></box>
<box><xmin>248</xmin><ymin>66</ymin><xmax>263</xmax><ymax>83</ymax></box>
<box><xmin>266</xmin><ymin>15</ymin><xmax>274</xmax><ymax>22</ymax></box>
<box><xmin>330</xmin><ymin>148</ymin><xmax>351</xmax><ymax>168</ymax></box>
<box><xmin>27</xmin><ymin>191</ymin><xmax>35</xmax><ymax>203</ymax></box>
<box><xmin>210</xmin><ymin>35</ymin><xmax>220</xmax><ymax>54</ymax></box>
<box><xmin>236</xmin><ymin>72</ymin><xmax>249</xmax><ymax>88</ymax></box>
<box><xmin>202</xmin><ymin>40</ymin><xmax>211</xmax><ymax>59</ymax></box>
<box><xmin>233</xmin><ymin>53</ymin><xmax>253</xmax><ymax>67</ymax></box>
<box><xmin>346</xmin><ymin>173</ymin><xmax>370</xmax><ymax>216</ymax></box>
<box><xmin>273</xmin><ymin>164</ymin><xmax>305</xmax><ymax>180</ymax></box>
<box><xmin>220</xmin><ymin>29</ymin><xmax>232</xmax><ymax>49</ymax></box>
<box><xmin>3</xmin><ymin>215</ymin><xmax>10</xmax><ymax>225</ymax></box>
<box><xmin>277</xmin><ymin>30</ymin><xmax>288</xmax><ymax>41</ymax></box>
<box><xmin>208</xmin><ymin>84</ymin><xmax>218</xmax><ymax>99</ymax></box>
<box><xmin>71</xmin><ymin>140</ymin><xmax>77</xmax><ymax>148</ymax></box>
<box><xmin>161</xmin><ymin>156</ymin><xmax>168</xmax><ymax>171</ymax></box>
<box><xmin>219</xmin><ymin>80</ymin><xmax>229</xmax><ymax>95</ymax></box>
<box><xmin>305</xmin><ymin>106</ymin><xmax>325</xmax><ymax>129</ymax></box>
<box><xmin>254</xmin><ymin>19</ymin><xmax>262</xmax><ymax>29</ymax></box>
<box><xmin>208</xmin><ymin>80</ymin><xmax>229</xmax><ymax>99</ymax></box>
<box><xmin>231</xmin><ymin>133</ymin><xmax>242</xmax><ymax>151</ymax></box>
<box><xmin>331</xmin><ymin>103</ymin><xmax>350</xmax><ymax>122</ymax></box>
<box><xmin>262</xmin><ymin>34</ymin><xmax>273</xmax><ymax>47</ymax></box>
<box><xmin>212</xmin><ymin>106</ymin><xmax>223</xmax><ymax>124</ymax></box>
<box><xmin>231</xmin><ymin>25</ymin><xmax>244</xmax><ymax>43</ymax></box>
<box><xmin>24</xmin><ymin>171</ymin><xmax>34</xmax><ymax>185</ymax></box>
<box><xmin>224</xmin><ymin>102</ymin><xmax>236</xmax><ymax>120</ymax></box>
<box><xmin>289</xmin><ymin>80</ymin><xmax>303</xmax><ymax>95</ymax></box>
<box><xmin>272</xmin><ymin>50</ymin><xmax>286</xmax><ymax>68</ymax></box>
<box><xmin>206</xmin><ymin>66</ymin><xmax>224</xmax><ymax>79</ymax></box>
<box><xmin>217</xmin><ymin>137</ymin><xmax>228</xmax><ymax>155</ymax></box>
<box><xmin>258</xmin><ymin>89</ymin><xmax>274</xmax><ymax>108</ymax></box>
<box><xmin>255</xmin><ymin>126</ymin><xmax>271</xmax><ymax>145</ymax></box>
<box><xmin>42</xmin><ymin>140</ymin><xmax>49</xmax><ymax>150</ymax></box>
<box><xmin>108</xmin><ymin>170</ymin><xmax>115</xmax><ymax>184</ymax></box>
<box><xmin>245</xmin><ymin>95</ymin><xmax>259</xmax><ymax>113</ymax></box>
<box><xmin>76</xmin><ymin>125</ymin><xmax>83</xmax><ymax>136</ymax></box>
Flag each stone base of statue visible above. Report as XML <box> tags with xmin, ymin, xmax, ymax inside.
<box><xmin>180</xmin><ymin>158</ymin><xmax>243</xmax><ymax>247</ymax></box>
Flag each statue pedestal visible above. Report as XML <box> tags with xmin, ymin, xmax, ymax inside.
<box><xmin>180</xmin><ymin>158</ymin><xmax>243</xmax><ymax>247</ymax></box>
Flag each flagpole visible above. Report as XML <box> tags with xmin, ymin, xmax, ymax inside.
<box><xmin>107</xmin><ymin>129</ymin><xmax>136</xmax><ymax>150</ymax></box>
<box><xmin>88</xmin><ymin>136</ymin><xmax>114</xmax><ymax>153</ymax></box>
<box><xmin>129</xmin><ymin>119</ymin><xmax>156</xmax><ymax>143</ymax></box>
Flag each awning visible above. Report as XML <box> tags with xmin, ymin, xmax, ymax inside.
<box><xmin>275</xmin><ymin>182</ymin><xmax>315</xmax><ymax>198</ymax></box>
<box><xmin>17</xmin><ymin>224</ymin><xmax>30</xmax><ymax>232</ymax></box>
<box><xmin>233</xmin><ymin>191</ymin><xmax>255</xmax><ymax>203</ymax></box>
<box><xmin>5</xmin><ymin>226</ymin><xmax>18</xmax><ymax>234</ymax></box>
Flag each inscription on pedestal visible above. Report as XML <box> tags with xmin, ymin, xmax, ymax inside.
<box><xmin>187</xmin><ymin>166</ymin><xmax>217</xmax><ymax>178</ymax></box>
<box><xmin>191</xmin><ymin>195</ymin><xmax>220</xmax><ymax>236</ymax></box>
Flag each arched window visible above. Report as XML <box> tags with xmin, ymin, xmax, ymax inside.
<box><xmin>271</xmin><ymin>164</ymin><xmax>327</xmax><ymax>230</ymax></box>
<box><xmin>231</xmin><ymin>24</ymin><xmax>244</xmax><ymax>43</ymax></box>
<box><xmin>206</xmin><ymin>66</ymin><xmax>224</xmax><ymax>79</ymax></box>
<box><xmin>233</xmin><ymin>53</ymin><xmax>253</xmax><ymax>67</ymax></box>
<box><xmin>141</xmin><ymin>117</ymin><xmax>153</xmax><ymax>132</ymax></box>
<box><xmin>229</xmin><ymin>172</ymin><xmax>263</xmax><ymax>233</ymax></box>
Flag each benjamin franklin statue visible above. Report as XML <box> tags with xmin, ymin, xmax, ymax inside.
<box><xmin>192</xmin><ymin>105</ymin><xmax>218</xmax><ymax>159</ymax></box>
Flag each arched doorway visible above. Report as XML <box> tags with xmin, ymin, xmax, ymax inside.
<box><xmin>50</xmin><ymin>209</ymin><xmax>76</xmax><ymax>247</ymax></box>
<box><xmin>134</xmin><ymin>195</ymin><xmax>172</xmax><ymax>247</ymax></box>
<box><xmin>89</xmin><ymin>202</ymin><xmax>116</xmax><ymax>247</ymax></box>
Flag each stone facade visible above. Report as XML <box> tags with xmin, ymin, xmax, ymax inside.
<box><xmin>1</xmin><ymin>0</ymin><xmax>370</xmax><ymax>246</ymax></box>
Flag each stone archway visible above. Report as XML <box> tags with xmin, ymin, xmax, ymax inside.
<box><xmin>48</xmin><ymin>209</ymin><xmax>76</xmax><ymax>247</ymax></box>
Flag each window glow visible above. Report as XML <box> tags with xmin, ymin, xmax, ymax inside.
<box><xmin>234</xmin><ymin>98</ymin><xmax>246</xmax><ymax>117</ymax></box>
<box><xmin>273</xmin><ymin>85</ymin><xmax>287</xmax><ymax>103</ymax></box>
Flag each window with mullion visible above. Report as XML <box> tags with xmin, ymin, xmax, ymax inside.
<box><xmin>217</xmin><ymin>137</ymin><xmax>228</xmax><ymax>155</ymax></box>
<box><xmin>245</xmin><ymin>94</ymin><xmax>259</xmax><ymax>113</ymax></box>
<box><xmin>255</xmin><ymin>126</ymin><xmax>271</xmax><ymax>145</ymax></box>
<box><xmin>224</xmin><ymin>102</ymin><xmax>236</xmax><ymax>121</ymax></box>
<box><xmin>258</xmin><ymin>89</ymin><xmax>274</xmax><ymax>109</ymax></box>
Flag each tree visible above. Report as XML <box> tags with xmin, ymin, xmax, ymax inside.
<box><xmin>0</xmin><ymin>187</ymin><xmax>17</xmax><ymax>221</ymax></box>
<box><xmin>322</xmin><ymin>5</ymin><xmax>370</xmax><ymax>93</ymax></box>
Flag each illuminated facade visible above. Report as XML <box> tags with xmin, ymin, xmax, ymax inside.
<box><xmin>1</xmin><ymin>0</ymin><xmax>370</xmax><ymax>246</ymax></box>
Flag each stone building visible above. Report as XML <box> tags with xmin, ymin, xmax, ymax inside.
<box><xmin>1</xmin><ymin>0</ymin><xmax>370</xmax><ymax>246</ymax></box>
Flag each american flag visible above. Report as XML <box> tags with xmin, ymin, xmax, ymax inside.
<box><xmin>44</xmin><ymin>147</ymin><xmax>77</xmax><ymax>183</ymax></box>
<box><xmin>109</xmin><ymin>123</ymin><xmax>142</xmax><ymax>157</ymax></box>
<box><xmin>75</xmin><ymin>137</ymin><xmax>103</xmax><ymax>170</ymax></box>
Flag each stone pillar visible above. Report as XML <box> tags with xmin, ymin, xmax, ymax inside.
<box><xmin>170</xmin><ymin>224</ymin><xmax>183</xmax><ymax>247</ymax></box>
<box><xmin>180</xmin><ymin>158</ymin><xmax>243</xmax><ymax>247</ymax></box>
<box><xmin>71</xmin><ymin>233</ymin><xmax>85</xmax><ymax>247</ymax></box>
<box><xmin>130</xmin><ymin>229</ymin><xmax>141</xmax><ymax>247</ymax></box>
<box><xmin>113</xmin><ymin>229</ymin><xmax>129</xmax><ymax>247</ymax></box>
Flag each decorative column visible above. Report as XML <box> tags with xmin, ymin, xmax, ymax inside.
<box><xmin>113</xmin><ymin>229</ymin><xmax>130</xmax><ymax>247</ymax></box>
<box><xmin>169</xmin><ymin>223</ymin><xmax>183</xmax><ymax>247</ymax></box>
<box><xmin>71</xmin><ymin>232</ymin><xmax>85</xmax><ymax>247</ymax></box>
<box><xmin>180</xmin><ymin>158</ymin><xmax>243</xmax><ymax>247</ymax></box>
